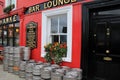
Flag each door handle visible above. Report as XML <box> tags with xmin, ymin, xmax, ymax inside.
<box><xmin>103</xmin><ymin>57</ymin><xmax>112</xmax><ymax>61</ymax></box>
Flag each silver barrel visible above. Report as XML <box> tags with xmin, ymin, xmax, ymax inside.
<box><xmin>13</xmin><ymin>47</ymin><xmax>23</xmax><ymax>75</ymax></box>
<box><xmin>3</xmin><ymin>59</ymin><xmax>9</xmax><ymax>71</ymax></box>
<box><xmin>23</xmin><ymin>47</ymin><xmax>30</xmax><ymax>60</ymax></box>
<box><xmin>51</xmin><ymin>69</ymin><xmax>65</xmax><ymax>80</ymax></box>
<box><xmin>19</xmin><ymin>60</ymin><xmax>27</xmax><ymax>78</ymax></box>
<box><xmin>3</xmin><ymin>47</ymin><xmax>10</xmax><ymax>71</ymax></box>
<box><xmin>14</xmin><ymin>47</ymin><xmax>23</xmax><ymax>60</ymax></box>
<box><xmin>32</xmin><ymin>63</ymin><xmax>43</xmax><ymax>76</ymax></box>
<box><xmin>63</xmin><ymin>70</ymin><xmax>80</xmax><ymax>80</ymax></box>
<box><xmin>8</xmin><ymin>66</ymin><xmax>13</xmax><ymax>73</ymax></box>
<box><xmin>20</xmin><ymin>61</ymin><xmax>27</xmax><ymax>71</ymax></box>
<box><xmin>41</xmin><ymin>66</ymin><xmax>53</xmax><ymax>79</ymax></box>
<box><xmin>9</xmin><ymin>47</ymin><xmax>14</xmax><ymax>54</ymax></box>
<box><xmin>71</xmin><ymin>68</ymin><xmax>82</xmax><ymax>80</ymax></box>
<box><xmin>19</xmin><ymin>70</ymin><xmax>26</xmax><ymax>78</ymax></box>
<box><xmin>25</xmin><ymin>72</ymin><xmax>33</xmax><ymax>80</ymax></box>
<box><xmin>13</xmin><ymin>60</ymin><xmax>20</xmax><ymax>75</ymax></box>
<box><xmin>25</xmin><ymin>60</ymin><xmax>35</xmax><ymax>73</ymax></box>
<box><xmin>33</xmin><ymin>76</ymin><xmax>41</xmax><ymax>80</ymax></box>
<box><xmin>4</xmin><ymin>46</ymin><xmax>10</xmax><ymax>53</ymax></box>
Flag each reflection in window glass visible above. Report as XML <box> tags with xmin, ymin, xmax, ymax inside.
<box><xmin>8</xmin><ymin>24</ymin><xmax>14</xmax><ymax>37</ymax></box>
<box><xmin>60</xmin><ymin>35</ymin><xmax>67</xmax><ymax>43</ymax></box>
<box><xmin>51</xmin><ymin>16</ymin><xmax>58</xmax><ymax>33</ymax></box>
<box><xmin>3</xmin><ymin>38</ymin><xmax>7</xmax><ymax>46</ymax></box>
<box><xmin>9</xmin><ymin>38</ymin><xmax>13</xmax><ymax>46</ymax></box>
<box><xmin>0</xmin><ymin>27</ymin><xmax>2</xmax><ymax>45</ymax></box>
<box><xmin>0</xmin><ymin>22</ymin><xmax>19</xmax><ymax>46</ymax></box>
<box><xmin>15</xmin><ymin>23</ymin><xmax>19</xmax><ymax>46</ymax></box>
<box><xmin>52</xmin><ymin>35</ymin><xmax>59</xmax><ymax>43</ymax></box>
<box><xmin>8</xmin><ymin>24</ymin><xmax>14</xmax><ymax>46</ymax></box>
<box><xmin>3</xmin><ymin>26</ymin><xmax>8</xmax><ymax>46</ymax></box>
<box><xmin>59</xmin><ymin>14</ymin><xmax>67</xmax><ymax>33</ymax></box>
<box><xmin>50</xmin><ymin>14</ymin><xmax>67</xmax><ymax>44</ymax></box>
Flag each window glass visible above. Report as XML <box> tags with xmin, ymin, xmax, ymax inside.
<box><xmin>8</xmin><ymin>24</ymin><xmax>14</xmax><ymax>46</ymax></box>
<box><xmin>50</xmin><ymin>14</ymin><xmax>67</xmax><ymax>43</ymax></box>
<box><xmin>60</xmin><ymin>35</ymin><xmax>67</xmax><ymax>43</ymax></box>
<box><xmin>59</xmin><ymin>14</ymin><xmax>67</xmax><ymax>33</ymax></box>
<box><xmin>5</xmin><ymin>0</ymin><xmax>16</xmax><ymax>9</ymax></box>
<box><xmin>14</xmin><ymin>23</ymin><xmax>19</xmax><ymax>46</ymax></box>
<box><xmin>3</xmin><ymin>26</ymin><xmax>8</xmax><ymax>46</ymax></box>
<box><xmin>0</xmin><ymin>26</ymin><xmax>2</xmax><ymax>45</ymax></box>
<box><xmin>51</xmin><ymin>16</ymin><xmax>58</xmax><ymax>33</ymax></box>
<box><xmin>52</xmin><ymin>35</ymin><xmax>59</xmax><ymax>43</ymax></box>
<box><xmin>0</xmin><ymin>22</ymin><xmax>19</xmax><ymax>46</ymax></box>
<box><xmin>42</xmin><ymin>6</ymin><xmax>72</xmax><ymax>62</ymax></box>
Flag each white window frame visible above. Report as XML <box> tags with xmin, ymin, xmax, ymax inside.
<box><xmin>5</xmin><ymin>0</ymin><xmax>16</xmax><ymax>10</ymax></box>
<box><xmin>41</xmin><ymin>6</ymin><xmax>72</xmax><ymax>62</ymax></box>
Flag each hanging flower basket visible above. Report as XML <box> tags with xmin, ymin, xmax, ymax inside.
<box><xmin>3</xmin><ymin>4</ymin><xmax>15</xmax><ymax>14</ymax></box>
<box><xmin>44</xmin><ymin>42</ymin><xmax>67</xmax><ymax>65</ymax></box>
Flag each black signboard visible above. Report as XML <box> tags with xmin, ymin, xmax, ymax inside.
<box><xmin>25</xmin><ymin>0</ymin><xmax>82</xmax><ymax>14</ymax></box>
<box><xmin>26</xmin><ymin>21</ymin><xmax>37</xmax><ymax>49</ymax></box>
<box><xmin>0</xmin><ymin>14</ymin><xmax>19</xmax><ymax>25</ymax></box>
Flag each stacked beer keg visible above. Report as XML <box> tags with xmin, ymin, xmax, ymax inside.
<box><xmin>3</xmin><ymin>46</ymin><xmax>83</xmax><ymax>80</ymax></box>
<box><xmin>32</xmin><ymin>61</ymin><xmax>43</xmax><ymax>80</ymax></box>
<box><xmin>3</xmin><ymin>46</ymin><xmax>10</xmax><ymax>71</ymax></box>
<box><xmin>25</xmin><ymin>60</ymin><xmax>35</xmax><ymax>80</ymax></box>
<box><xmin>19</xmin><ymin>60</ymin><xmax>27</xmax><ymax>78</ymax></box>
<box><xmin>8</xmin><ymin>47</ymin><xmax>14</xmax><ymax>73</ymax></box>
<box><xmin>51</xmin><ymin>66</ymin><xmax>70</xmax><ymax>80</ymax></box>
<box><xmin>63</xmin><ymin>68</ymin><xmax>82</xmax><ymax>80</ymax></box>
<box><xmin>13</xmin><ymin>47</ymin><xmax>22</xmax><ymax>75</ymax></box>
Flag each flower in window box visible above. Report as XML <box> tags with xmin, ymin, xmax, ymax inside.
<box><xmin>3</xmin><ymin>4</ymin><xmax>15</xmax><ymax>14</ymax></box>
<box><xmin>44</xmin><ymin>42</ymin><xmax>67</xmax><ymax>65</ymax></box>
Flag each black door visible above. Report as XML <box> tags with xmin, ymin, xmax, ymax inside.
<box><xmin>88</xmin><ymin>14</ymin><xmax>120</xmax><ymax>80</ymax></box>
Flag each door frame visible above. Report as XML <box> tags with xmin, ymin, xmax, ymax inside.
<box><xmin>81</xmin><ymin>0</ymin><xmax>120</xmax><ymax>79</ymax></box>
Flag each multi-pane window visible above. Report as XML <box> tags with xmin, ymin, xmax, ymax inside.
<box><xmin>42</xmin><ymin>6</ymin><xmax>72</xmax><ymax>62</ymax></box>
<box><xmin>14</xmin><ymin>23</ymin><xmax>19</xmax><ymax>46</ymax></box>
<box><xmin>0</xmin><ymin>23</ymin><xmax>19</xmax><ymax>47</ymax></box>
<box><xmin>50</xmin><ymin>14</ymin><xmax>67</xmax><ymax>43</ymax></box>
<box><xmin>5</xmin><ymin>0</ymin><xmax>16</xmax><ymax>9</ymax></box>
<box><xmin>0</xmin><ymin>26</ymin><xmax>3</xmax><ymax>45</ymax></box>
<box><xmin>3</xmin><ymin>25</ymin><xmax>7</xmax><ymax>46</ymax></box>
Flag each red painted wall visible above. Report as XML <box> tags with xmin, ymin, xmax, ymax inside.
<box><xmin>19</xmin><ymin>3</ymin><xmax>82</xmax><ymax>68</ymax></box>
<box><xmin>20</xmin><ymin>12</ymin><xmax>44</xmax><ymax>62</ymax></box>
<box><xmin>17</xmin><ymin>0</ymin><xmax>48</xmax><ymax>8</ymax></box>
<box><xmin>0</xmin><ymin>0</ymin><xmax>4</xmax><ymax>14</ymax></box>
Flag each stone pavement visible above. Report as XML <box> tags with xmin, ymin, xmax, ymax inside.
<box><xmin>0</xmin><ymin>64</ymin><xmax>25</xmax><ymax>80</ymax></box>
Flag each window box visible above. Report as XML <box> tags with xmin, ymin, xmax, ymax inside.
<box><xmin>3</xmin><ymin>4</ymin><xmax>15</xmax><ymax>14</ymax></box>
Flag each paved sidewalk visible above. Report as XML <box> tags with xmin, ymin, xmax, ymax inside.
<box><xmin>0</xmin><ymin>64</ymin><xmax>25</xmax><ymax>80</ymax></box>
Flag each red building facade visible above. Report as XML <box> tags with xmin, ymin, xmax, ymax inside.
<box><xmin>0</xmin><ymin>0</ymin><xmax>92</xmax><ymax>68</ymax></box>
<box><xmin>1</xmin><ymin>0</ymin><xmax>120</xmax><ymax>80</ymax></box>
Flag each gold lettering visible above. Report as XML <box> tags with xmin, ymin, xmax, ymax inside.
<box><xmin>35</xmin><ymin>5</ymin><xmax>40</xmax><ymax>11</ymax></box>
<box><xmin>32</xmin><ymin>6</ymin><xmax>36</xmax><ymax>12</ymax></box>
<box><xmin>64</xmin><ymin>0</ymin><xmax>70</xmax><ymax>4</ymax></box>
<box><xmin>13</xmin><ymin>15</ymin><xmax>17</xmax><ymax>22</ymax></box>
<box><xmin>47</xmin><ymin>1</ymin><xmax>52</xmax><ymax>8</ymax></box>
<box><xmin>28</xmin><ymin>7</ymin><xmax>32</xmax><ymax>13</ymax></box>
<box><xmin>58</xmin><ymin>0</ymin><xmax>64</xmax><ymax>5</ymax></box>
<box><xmin>44</xmin><ymin>3</ymin><xmax>47</xmax><ymax>9</ymax></box>
<box><xmin>71</xmin><ymin>0</ymin><xmax>77</xmax><ymax>2</ymax></box>
<box><xmin>6</xmin><ymin>18</ymin><xmax>9</xmax><ymax>23</ymax></box>
<box><xmin>53</xmin><ymin>0</ymin><xmax>58</xmax><ymax>7</ymax></box>
<box><xmin>3</xmin><ymin>19</ymin><xmax>6</xmax><ymax>24</ymax></box>
<box><xmin>9</xmin><ymin>17</ymin><xmax>12</xmax><ymax>22</ymax></box>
